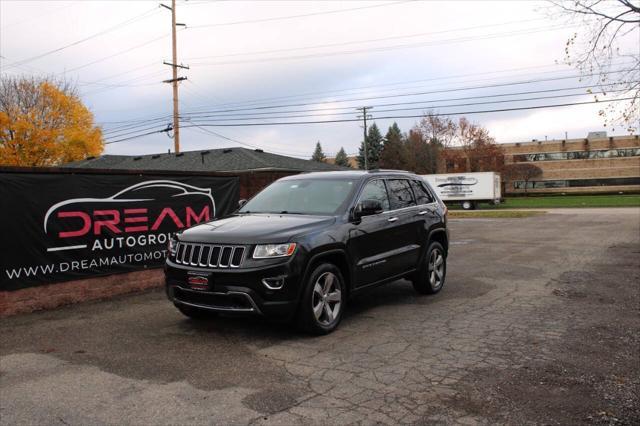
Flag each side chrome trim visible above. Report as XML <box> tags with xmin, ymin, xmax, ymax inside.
<box><xmin>356</xmin><ymin>244</ymin><xmax>420</xmax><ymax>267</ymax></box>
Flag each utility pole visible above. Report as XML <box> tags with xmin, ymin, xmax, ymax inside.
<box><xmin>161</xmin><ymin>0</ymin><xmax>188</xmax><ymax>154</ymax></box>
<box><xmin>356</xmin><ymin>106</ymin><xmax>373</xmax><ymax>170</ymax></box>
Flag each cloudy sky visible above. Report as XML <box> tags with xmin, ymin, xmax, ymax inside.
<box><xmin>1</xmin><ymin>0</ymin><xmax>637</xmax><ymax>158</ymax></box>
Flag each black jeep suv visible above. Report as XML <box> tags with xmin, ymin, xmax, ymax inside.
<box><xmin>165</xmin><ymin>170</ymin><xmax>449</xmax><ymax>334</ymax></box>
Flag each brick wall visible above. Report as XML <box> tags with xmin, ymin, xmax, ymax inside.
<box><xmin>238</xmin><ymin>171</ymin><xmax>297</xmax><ymax>199</ymax></box>
<box><xmin>0</xmin><ymin>269</ymin><xmax>163</xmax><ymax>317</ymax></box>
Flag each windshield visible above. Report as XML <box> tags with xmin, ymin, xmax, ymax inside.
<box><xmin>239</xmin><ymin>178</ymin><xmax>356</xmax><ymax>215</ymax></box>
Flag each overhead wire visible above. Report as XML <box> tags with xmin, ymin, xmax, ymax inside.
<box><xmin>177</xmin><ymin>69</ymin><xmax>635</xmax><ymax>116</ymax></box>
<box><xmin>177</xmin><ymin>98</ymin><xmax>634</xmax><ymax>128</ymax></box>
<box><xmin>188</xmin><ymin>1</ymin><xmax>414</xmax><ymax>29</ymax></box>
<box><xmin>4</xmin><ymin>7</ymin><xmax>160</xmax><ymax>70</ymax></box>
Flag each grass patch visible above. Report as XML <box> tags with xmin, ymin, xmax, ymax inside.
<box><xmin>497</xmin><ymin>194</ymin><xmax>640</xmax><ymax>209</ymax></box>
<box><xmin>449</xmin><ymin>194</ymin><xmax>640</xmax><ymax>210</ymax></box>
<box><xmin>449</xmin><ymin>210</ymin><xmax>545</xmax><ymax>219</ymax></box>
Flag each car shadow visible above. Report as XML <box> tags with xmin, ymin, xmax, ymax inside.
<box><xmin>176</xmin><ymin>279</ymin><xmax>430</xmax><ymax>340</ymax></box>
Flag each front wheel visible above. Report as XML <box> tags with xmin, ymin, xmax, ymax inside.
<box><xmin>412</xmin><ymin>241</ymin><xmax>447</xmax><ymax>295</ymax></box>
<box><xmin>297</xmin><ymin>263</ymin><xmax>346</xmax><ymax>335</ymax></box>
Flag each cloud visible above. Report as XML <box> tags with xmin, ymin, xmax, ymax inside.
<box><xmin>1</xmin><ymin>0</ymin><xmax>636</xmax><ymax>158</ymax></box>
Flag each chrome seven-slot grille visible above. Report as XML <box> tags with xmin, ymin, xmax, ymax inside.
<box><xmin>174</xmin><ymin>242</ymin><xmax>246</xmax><ymax>268</ymax></box>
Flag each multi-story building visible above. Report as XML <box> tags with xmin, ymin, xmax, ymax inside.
<box><xmin>501</xmin><ymin>133</ymin><xmax>640</xmax><ymax>195</ymax></box>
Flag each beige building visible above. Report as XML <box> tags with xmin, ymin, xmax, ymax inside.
<box><xmin>325</xmin><ymin>133</ymin><xmax>640</xmax><ymax>196</ymax></box>
<box><xmin>502</xmin><ymin>133</ymin><xmax>640</xmax><ymax>195</ymax></box>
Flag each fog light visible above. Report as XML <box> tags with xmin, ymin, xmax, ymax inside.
<box><xmin>262</xmin><ymin>276</ymin><xmax>286</xmax><ymax>290</ymax></box>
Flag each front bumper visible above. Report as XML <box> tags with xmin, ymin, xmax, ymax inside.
<box><xmin>164</xmin><ymin>256</ymin><xmax>304</xmax><ymax>319</ymax></box>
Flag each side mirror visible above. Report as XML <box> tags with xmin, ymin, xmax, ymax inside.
<box><xmin>238</xmin><ymin>199</ymin><xmax>247</xmax><ymax>208</ymax></box>
<box><xmin>353</xmin><ymin>199</ymin><xmax>383</xmax><ymax>220</ymax></box>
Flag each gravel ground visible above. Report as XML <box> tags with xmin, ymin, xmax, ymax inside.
<box><xmin>1</xmin><ymin>208</ymin><xmax>638</xmax><ymax>425</ymax></box>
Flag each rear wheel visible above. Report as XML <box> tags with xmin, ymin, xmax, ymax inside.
<box><xmin>297</xmin><ymin>263</ymin><xmax>345</xmax><ymax>335</ymax></box>
<box><xmin>412</xmin><ymin>241</ymin><xmax>447</xmax><ymax>295</ymax></box>
<box><xmin>176</xmin><ymin>304</ymin><xmax>218</xmax><ymax>320</ymax></box>
<box><xmin>461</xmin><ymin>201</ymin><xmax>476</xmax><ymax>210</ymax></box>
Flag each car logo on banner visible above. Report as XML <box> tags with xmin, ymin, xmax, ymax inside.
<box><xmin>42</xmin><ymin>180</ymin><xmax>216</xmax><ymax>253</ymax></box>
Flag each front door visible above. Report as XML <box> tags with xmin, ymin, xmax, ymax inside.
<box><xmin>349</xmin><ymin>179</ymin><xmax>395</xmax><ymax>287</ymax></box>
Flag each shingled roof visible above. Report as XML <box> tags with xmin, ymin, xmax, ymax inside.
<box><xmin>66</xmin><ymin>147</ymin><xmax>347</xmax><ymax>173</ymax></box>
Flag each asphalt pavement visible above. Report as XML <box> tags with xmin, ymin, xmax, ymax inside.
<box><xmin>1</xmin><ymin>208</ymin><xmax>638</xmax><ymax>425</ymax></box>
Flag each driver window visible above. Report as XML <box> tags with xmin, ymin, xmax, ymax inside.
<box><xmin>359</xmin><ymin>180</ymin><xmax>390</xmax><ymax>211</ymax></box>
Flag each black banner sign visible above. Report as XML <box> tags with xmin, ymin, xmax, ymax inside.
<box><xmin>0</xmin><ymin>172</ymin><xmax>239</xmax><ymax>291</ymax></box>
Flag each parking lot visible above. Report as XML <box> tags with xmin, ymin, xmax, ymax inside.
<box><xmin>1</xmin><ymin>208</ymin><xmax>638</xmax><ymax>425</ymax></box>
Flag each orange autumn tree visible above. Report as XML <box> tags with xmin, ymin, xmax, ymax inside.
<box><xmin>0</xmin><ymin>76</ymin><xmax>103</xmax><ymax>166</ymax></box>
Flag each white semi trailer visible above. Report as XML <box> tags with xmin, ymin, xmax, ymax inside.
<box><xmin>422</xmin><ymin>172</ymin><xmax>501</xmax><ymax>210</ymax></box>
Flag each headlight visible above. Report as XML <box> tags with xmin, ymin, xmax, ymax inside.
<box><xmin>253</xmin><ymin>243</ymin><xmax>297</xmax><ymax>259</ymax></box>
<box><xmin>168</xmin><ymin>237</ymin><xmax>178</xmax><ymax>256</ymax></box>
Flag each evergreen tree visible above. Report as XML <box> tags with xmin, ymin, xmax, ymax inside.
<box><xmin>311</xmin><ymin>141</ymin><xmax>326</xmax><ymax>162</ymax></box>
<box><xmin>334</xmin><ymin>147</ymin><xmax>351</xmax><ymax>168</ymax></box>
<box><xmin>379</xmin><ymin>122</ymin><xmax>407</xmax><ymax>170</ymax></box>
<box><xmin>356</xmin><ymin>122</ymin><xmax>383</xmax><ymax>169</ymax></box>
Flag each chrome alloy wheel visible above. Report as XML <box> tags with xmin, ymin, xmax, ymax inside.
<box><xmin>428</xmin><ymin>248</ymin><xmax>445</xmax><ymax>290</ymax></box>
<box><xmin>312</xmin><ymin>272</ymin><xmax>342</xmax><ymax>326</ymax></box>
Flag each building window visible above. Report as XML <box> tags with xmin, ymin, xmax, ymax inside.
<box><xmin>513</xmin><ymin>147</ymin><xmax>640</xmax><ymax>162</ymax></box>
<box><xmin>513</xmin><ymin>177</ymin><xmax>640</xmax><ymax>189</ymax></box>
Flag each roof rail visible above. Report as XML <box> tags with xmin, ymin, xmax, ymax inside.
<box><xmin>367</xmin><ymin>169</ymin><xmax>410</xmax><ymax>173</ymax></box>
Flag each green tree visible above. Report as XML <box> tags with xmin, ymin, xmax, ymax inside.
<box><xmin>334</xmin><ymin>147</ymin><xmax>351</xmax><ymax>168</ymax></box>
<box><xmin>379</xmin><ymin>122</ymin><xmax>407</xmax><ymax>170</ymax></box>
<box><xmin>357</xmin><ymin>122</ymin><xmax>383</xmax><ymax>169</ymax></box>
<box><xmin>404</xmin><ymin>129</ymin><xmax>433</xmax><ymax>174</ymax></box>
<box><xmin>311</xmin><ymin>141</ymin><xmax>326</xmax><ymax>162</ymax></box>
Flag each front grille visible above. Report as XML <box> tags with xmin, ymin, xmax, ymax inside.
<box><xmin>174</xmin><ymin>242</ymin><xmax>245</xmax><ymax>268</ymax></box>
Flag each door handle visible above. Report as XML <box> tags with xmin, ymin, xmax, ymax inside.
<box><xmin>417</xmin><ymin>210</ymin><xmax>429</xmax><ymax>215</ymax></box>
<box><xmin>387</xmin><ymin>217</ymin><xmax>398</xmax><ymax>222</ymax></box>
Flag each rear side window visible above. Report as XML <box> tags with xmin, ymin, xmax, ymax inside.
<box><xmin>411</xmin><ymin>180</ymin><xmax>435</xmax><ymax>205</ymax></box>
<box><xmin>359</xmin><ymin>179</ymin><xmax>390</xmax><ymax>211</ymax></box>
<box><xmin>387</xmin><ymin>179</ymin><xmax>416</xmax><ymax>210</ymax></box>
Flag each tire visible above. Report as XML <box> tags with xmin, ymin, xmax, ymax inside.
<box><xmin>297</xmin><ymin>263</ymin><xmax>346</xmax><ymax>335</ymax></box>
<box><xmin>461</xmin><ymin>201</ymin><xmax>475</xmax><ymax>210</ymax></box>
<box><xmin>176</xmin><ymin>304</ymin><xmax>218</xmax><ymax>320</ymax></box>
<box><xmin>412</xmin><ymin>241</ymin><xmax>447</xmax><ymax>295</ymax></box>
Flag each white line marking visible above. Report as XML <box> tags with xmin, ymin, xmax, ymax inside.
<box><xmin>47</xmin><ymin>244</ymin><xmax>87</xmax><ymax>252</ymax></box>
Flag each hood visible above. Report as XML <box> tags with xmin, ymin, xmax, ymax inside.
<box><xmin>179</xmin><ymin>213</ymin><xmax>336</xmax><ymax>244</ymax></box>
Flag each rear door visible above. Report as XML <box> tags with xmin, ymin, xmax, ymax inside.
<box><xmin>410</xmin><ymin>179</ymin><xmax>439</xmax><ymax>256</ymax></box>
<box><xmin>384</xmin><ymin>179</ymin><xmax>422</xmax><ymax>273</ymax></box>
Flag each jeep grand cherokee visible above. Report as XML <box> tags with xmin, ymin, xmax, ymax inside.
<box><xmin>165</xmin><ymin>170</ymin><xmax>449</xmax><ymax>334</ymax></box>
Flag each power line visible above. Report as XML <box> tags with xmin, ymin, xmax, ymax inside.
<box><xmin>105</xmin><ymin>97</ymin><xmax>633</xmax><ymax>145</ymax></box>
<box><xmin>189</xmin><ymin>1</ymin><xmax>414</xmax><ymax>29</ymax></box>
<box><xmin>179</xmin><ymin>62</ymin><xmax>602</xmax><ymax>112</ymax></box>
<box><xmin>178</xmin><ymin>98</ymin><xmax>634</xmax><ymax>127</ymax></box>
<box><xmin>101</xmin><ymin>83</ymin><xmax>623</xmax><ymax>135</ymax></box>
<box><xmin>190</xmin><ymin>24</ymin><xmax>575</xmax><ymax>67</ymax></box>
<box><xmin>104</xmin><ymin>126</ymin><xmax>171</xmax><ymax>145</ymax></box>
<box><xmin>185</xmin><ymin>17</ymin><xmax>548</xmax><ymax>61</ymax></box>
<box><xmin>92</xmin><ymin>65</ymin><xmax>633</xmax><ymax>128</ymax></box>
<box><xmin>180</xmin><ymin>87</ymin><xmax>632</xmax><ymax>122</ymax></box>
<box><xmin>63</xmin><ymin>32</ymin><xmax>171</xmax><ymax>74</ymax></box>
<box><xmin>183</xmin><ymin>83</ymin><xmax>629</xmax><ymax>119</ymax></box>
<box><xmin>177</xmin><ymin>69</ymin><xmax>635</xmax><ymax>115</ymax></box>
<box><xmin>5</xmin><ymin>7</ymin><xmax>159</xmax><ymax>70</ymax></box>
<box><xmin>95</xmin><ymin>72</ymin><xmax>632</xmax><ymax>134</ymax></box>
